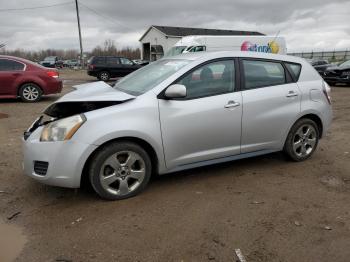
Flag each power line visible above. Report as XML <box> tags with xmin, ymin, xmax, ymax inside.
<box><xmin>78</xmin><ymin>1</ymin><xmax>134</xmax><ymax>30</ymax></box>
<box><xmin>0</xmin><ymin>1</ymin><xmax>73</xmax><ymax>12</ymax></box>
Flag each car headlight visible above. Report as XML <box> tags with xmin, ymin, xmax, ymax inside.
<box><xmin>40</xmin><ymin>114</ymin><xmax>86</xmax><ymax>142</ymax></box>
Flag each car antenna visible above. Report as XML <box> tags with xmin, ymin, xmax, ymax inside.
<box><xmin>273</xmin><ymin>30</ymin><xmax>280</xmax><ymax>42</ymax></box>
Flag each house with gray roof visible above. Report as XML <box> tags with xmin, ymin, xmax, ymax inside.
<box><xmin>139</xmin><ymin>25</ymin><xmax>264</xmax><ymax>61</ymax></box>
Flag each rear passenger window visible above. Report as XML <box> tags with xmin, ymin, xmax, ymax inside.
<box><xmin>243</xmin><ymin>60</ymin><xmax>286</xmax><ymax>89</ymax></box>
<box><xmin>285</xmin><ymin>63</ymin><xmax>302</xmax><ymax>81</ymax></box>
<box><xmin>107</xmin><ymin>57</ymin><xmax>120</xmax><ymax>65</ymax></box>
<box><xmin>0</xmin><ymin>59</ymin><xmax>24</xmax><ymax>71</ymax></box>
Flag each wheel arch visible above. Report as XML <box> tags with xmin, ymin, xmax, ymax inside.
<box><xmin>80</xmin><ymin>136</ymin><xmax>159</xmax><ymax>188</ymax></box>
<box><xmin>295</xmin><ymin>113</ymin><xmax>323</xmax><ymax>138</ymax></box>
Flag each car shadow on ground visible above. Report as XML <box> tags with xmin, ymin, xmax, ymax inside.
<box><xmin>24</xmin><ymin>151</ymin><xmax>287</xmax><ymax>203</ymax></box>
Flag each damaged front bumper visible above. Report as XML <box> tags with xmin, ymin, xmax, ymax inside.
<box><xmin>23</xmin><ymin>126</ymin><xmax>97</xmax><ymax>188</ymax></box>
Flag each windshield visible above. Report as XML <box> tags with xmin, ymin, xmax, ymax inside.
<box><xmin>44</xmin><ymin>57</ymin><xmax>56</xmax><ymax>61</ymax></box>
<box><xmin>339</xmin><ymin>60</ymin><xmax>350</xmax><ymax>68</ymax></box>
<box><xmin>165</xmin><ymin>46</ymin><xmax>187</xmax><ymax>57</ymax></box>
<box><xmin>114</xmin><ymin>59</ymin><xmax>191</xmax><ymax>96</ymax></box>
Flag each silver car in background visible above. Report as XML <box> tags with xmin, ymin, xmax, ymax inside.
<box><xmin>23</xmin><ymin>51</ymin><xmax>332</xmax><ymax>200</ymax></box>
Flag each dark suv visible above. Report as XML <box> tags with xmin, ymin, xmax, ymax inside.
<box><xmin>311</xmin><ymin>59</ymin><xmax>331</xmax><ymax>74</ymax></box>
<box><xmin>87</xmin><ymin>56</ymin><xmax>142</xmax><ymax>81</ymax></box>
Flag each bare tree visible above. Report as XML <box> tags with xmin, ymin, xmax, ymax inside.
<box><xmin>0</xmin><ymin>39</ymin><xmax>141</xmax><ymax>62</ymax></box>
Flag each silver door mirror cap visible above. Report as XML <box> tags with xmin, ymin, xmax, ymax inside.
<box><xmin>165</xmin><ymin>84</ymin><xmax>187</xmax><ymax>99</ymax></box>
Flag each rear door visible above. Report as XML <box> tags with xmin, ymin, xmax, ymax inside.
<box><xmin>0</xmin><ymin>59</ymin><xmax>25</xmax><ymax>96</ymax></box>
<box><xmin>240</xmin><ymin>58</ymin><xmax>301</xmax><ymax>153</ymax></box>
<box><xmin>106</xmin><ymin>57</ymin><xmax>121</xmax><ymax>76</ymax></box>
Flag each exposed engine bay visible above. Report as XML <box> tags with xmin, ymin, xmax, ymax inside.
<box><xmin>23</xmin><ymin>100</ymin><xmax>130</xmax><ymax>140</ymax></box>
<box><xmin>23</xmin><ymin>81</ymin><xmax>136</xmax><ymax>140</ymax></box>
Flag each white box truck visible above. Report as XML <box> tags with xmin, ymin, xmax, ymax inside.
<box><xmin>165</xmin><ymin>35</ymin><xmax>287</xmax><ymax>56</ymax></box>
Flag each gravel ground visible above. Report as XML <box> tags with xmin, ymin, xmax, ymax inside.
<box><xmin>0</xmin><ymin>69</ymin><xmax>350</xmax><ymax>262</ymax></box>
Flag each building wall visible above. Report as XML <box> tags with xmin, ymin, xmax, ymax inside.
<box><xmin>140</xmin><ymin>27</ymin><xmax>181</xmax><ymax>60</ymax></box>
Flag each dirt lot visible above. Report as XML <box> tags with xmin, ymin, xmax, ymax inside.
<box><xmin>0</xmin><ymin>69</ymin><xmax>350</xmax><ymax>262</ymax></box>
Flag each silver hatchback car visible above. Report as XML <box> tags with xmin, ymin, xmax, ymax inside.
<box><xmin>23</xmin><ymin>51</ymin><xmax>332</xmax><ymax>200</ymax></box>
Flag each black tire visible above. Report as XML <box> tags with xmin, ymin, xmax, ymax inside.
<box><xmin>98</xmin><ymin>71</ymin><xmax>110</xmax><ymax>81</ymax></box>
<box><xmin>89</xmin><ymin>141</ymin><xmax>152</xmax><ymax>200</ymax></box>
<box><xmin>19</xmin><ymin>83</ymin><xmax>42</xmax><ymax>102</ymax></box>
<box><xmin>284</xmin><ymin>118</ymin><xmax>320</xmax><ymax>162</ymax></box>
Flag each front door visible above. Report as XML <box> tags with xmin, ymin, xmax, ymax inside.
<box><xmin>158</xmin><ymin>59</ymin><xmax>242</xmax><ymax>169</ymax></box>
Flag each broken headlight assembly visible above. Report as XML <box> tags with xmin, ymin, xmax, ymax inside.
<box><xmin>40</xmin><ymin>114</ymin><xmax>86</xmax><ymax>142</ymax></box>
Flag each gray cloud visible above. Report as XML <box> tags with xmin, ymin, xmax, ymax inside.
<box><xmin>0</xmin><ymin>0</ymin><xmax>349</xmax><ymax>52</ymax></box>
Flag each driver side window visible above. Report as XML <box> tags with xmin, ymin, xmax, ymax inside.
<box><xmin>176</xmin><ymin>60</ymin><xmax>235</xmax><ymax>99</ymax></box>
<box><xmin>120</xmin><ymin>58</ymin><xmax>133</xmax><ymax>65</ymax></box>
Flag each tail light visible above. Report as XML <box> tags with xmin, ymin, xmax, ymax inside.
<box><xmin>47</xmin><ymin>71</ymin><xmax>59</xmax><ymax>78</ymax></box>
<box><xmin>322</xmin><ymin>80</ymin><xmax>331</xmax><ymax>104</ymax></box>
<box><xmin>88</xmin><ymin>64</ymin><xmax>95</xmax><ymax>70</ymax></box>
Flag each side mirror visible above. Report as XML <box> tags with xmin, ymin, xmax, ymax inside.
<box><xmin>165</xmin><ymin>84</ymin><xmax>187</xmax><ymax>99</ymax></box>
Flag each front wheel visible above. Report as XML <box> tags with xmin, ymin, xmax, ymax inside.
<box><xmin>19</xmin><ymin>83</ymin><xmax>42</xmax><ymax>102</ymax></box>
<box><xmin>89</xmin><ymin>142</ymin><xmax>152</xmax><ymax>200</ymax></box>
<box><xmin>284</xmin><ymin>118</ymin><xmax>319</xmax><ymax>161</ymax></box>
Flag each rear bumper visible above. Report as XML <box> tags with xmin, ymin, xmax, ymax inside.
<box><xmin>44</xmin><ymin>80</ymin><xmax>63</xmax><ymax>95</ymax></box>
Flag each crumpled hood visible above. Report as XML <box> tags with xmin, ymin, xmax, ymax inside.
<box><xmin>57</xmin><ymin>81</ymin><xmax>135</xmax><ymax>102</ymax></box>
<box><xmin>44</xmin><ymin>81</ymin><xmax>135</xmax><ymax>118</ymax></box>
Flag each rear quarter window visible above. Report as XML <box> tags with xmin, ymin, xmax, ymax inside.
<box><xmin>93</xmin><ymin>57</ymin><xmax>106</xmax><ymax>65</ymax></box>
<box><xmin>285</xmin><ymin>62</ymin><xmax>302</xmax><ymax>81</ymax></box>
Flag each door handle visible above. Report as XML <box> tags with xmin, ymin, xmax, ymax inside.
<box><xmin>286</xmin><ymin>91</ymin><xmax>298</xmax><ymax>97</ymax></box>
<box><xmin>224</xmin><ymin>100</ymin><xmax>240</xmax><ymax>108</ymax></box>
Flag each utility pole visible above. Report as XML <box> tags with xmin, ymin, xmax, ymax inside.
<box><xmin>75</xmin><ymin>0</ymin><xmax>83</xmax><ymax>68</ymax></box>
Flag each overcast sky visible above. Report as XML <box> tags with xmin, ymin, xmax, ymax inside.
<box><xmin>0</xmin><ymin>0</ymin><xmax>349</xmax><ymax>52</ymax></box>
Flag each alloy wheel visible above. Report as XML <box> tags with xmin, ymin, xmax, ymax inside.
<box><xmin>22</xmin><ymin>85</ymin><xmax>40</xmax><ymax>101</ymax></box>
<box><xmin>99</xmin><ymin>151</ymin><xmax>146</xmax><ymax>196</ymax></box>
<box><xmin>100</xmin><ymin>72</ymin><xmax>109</xmax><ymax>81</ymax></box>
<box><xmin>292</xmin><ymin>124</ymin><xmax>317</xmax><ymax>157</ymax></box>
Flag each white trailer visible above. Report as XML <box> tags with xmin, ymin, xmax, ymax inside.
<box><xmin>165</xmin><ymin>35</ymin><xmax>287</xmax><ymax>56</ymax></box>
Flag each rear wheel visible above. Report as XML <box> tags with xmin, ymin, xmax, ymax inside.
<box><xmin>98</xmin><ymin>71</ymin><xmax>110</xmax><ymax>81</ymax></box>
<box><xmin>89</xmin><ymin>142</ymin><xmax>152</xmax><ymax>200</ymax></box>
<box><xmin>284</xmin><ymin>118</ymin><xmax>319</xmax><ymax>161</ymax></box>
<box><xmin>19</xmin><ymin>83</ymin><xmax>42</xmax><ymax>102</ymax></box>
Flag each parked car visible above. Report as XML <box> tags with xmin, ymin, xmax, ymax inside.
<box><xmin>87</xmin><ymin>56</ymin><xmax>142</xmax><ymax>81</ymax></box>
<box><xmin>40</xmin><ymin>56</ymin><xmax>63</xmax><ymax>68</ymax></box>
<box><xmin>66</xmin><ymin>59</ymin><xmax>80</xmax><ymax>68</ymax></box>
<box><xmin>132</xmin><ymin>59</ymin><xmax>150</xmax><ymax>66</ymax></box>
<box><xmin>0</xmin><ymin>55</ymin><xmax>62</xmax><ymax>102</ymax></box>
<box><xmin>323</xmin><ymin>60</ymin><xmax>350</xmax><ymax>86</ymax></box>
<box><xmin>23</xmin><ymin>51</ymin><xmax>332</xmax><ymax>200</ymax></box>
<box><xmin>310</xmin><ymin>59</ymin><xmax>332</xmax><ymax>74</ymax></box>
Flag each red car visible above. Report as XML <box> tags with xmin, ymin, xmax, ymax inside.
<box><xmin>0</xmin><ymin>55</ymin><xmax>62</xmax><ymax>102</ymax></box>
